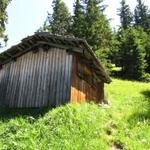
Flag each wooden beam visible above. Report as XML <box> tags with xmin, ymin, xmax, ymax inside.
<box><xmin>17</xmin><ymin>46</ymin><xmax>23</xmax><ymax>51</ymax></box>
<box><xmin>5</xmin><ymin>52</ymin><xmax>13</xmax><ymax>57</ymax></box>
<box><xmin>36</xmin><ymin>41</ymin><xmax>83</xmax><ymax>53</ymax></box>
<box><xmin>0</xmin><ymin>55</ymin><xmax>7</xmax><ymax>59</ymax></box>
<box><xmin>18</xmin><ymin>45</ymin><xmax>25</xmax><ymax>50</ymax></box>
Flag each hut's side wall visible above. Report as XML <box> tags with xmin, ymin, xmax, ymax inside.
<box><xmin>70</xmin><ymin>55</ymin><xmax>104</xmax><ymax>103</ymax></box>
<box><xmin>0</xmin><ymin>48</ymin><xmax>72</xmax><ymax>108</ymax></box>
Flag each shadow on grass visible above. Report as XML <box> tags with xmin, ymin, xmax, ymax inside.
<box><xmin>141</xmin><ymin>91</ymin><xmax>150</xmax><ymax>99</ymax></box>
<box><xmin>128</xmin><ymin>90</ymin><xmax>150</xmax><ymax>124</ymax></box>
<box><xmin>0</xmin><ymin>107</ymin><xmax>52</xmax><ymax>122</ymax></box>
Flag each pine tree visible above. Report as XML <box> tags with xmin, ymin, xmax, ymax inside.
<box><xmin>115</xmin><ymin>0</ymin><xmax>132</xmax><ymax>69</ymax></box>
<box><xmin>109</xmin><ymin>30</ymin><xmax>121</xmax><ymax>66</ymax></box>
<box><xmin>119</xmin><ymin>27</ymin><xmax>148</xmax><ymax>80</ymax></box>
<box><xmin>0</xmin><ymin>0</ymin><xmax>11</xmax><ymax>44</ymax></box>
<box><xmin>84</xmin><ymin>0</ymin><xmax>112</xmax><ymax>51</ymax></box>
<box><xmin>71</xmin><ymin>0</ymin><xmax>112</xmax><ymax>52</ymax></box>
<box><xmin>48</xmin><ymin>0</ymin><xmax>71</xmax><ymax>35</ymax></box>
<box><xmin>83</xmin><ymin>0</ymin><xmax>112</xmax><ymax>68</ymax></box>
<box><xmin>71</xmin><ymin>0</ymin><xmax>85</xmax><ymax>37</ymax></box>
<box><xmin>145</xmin><ymin>35</ymin><xmax>150</xmax><ymax>73</ymax></box>
<box><xmin>118</xmin><ymin>0</ymin><xmax>133</xmax><ymax>29</ymax></box>
<box><xmin>134</xmin><ymin>0</ymin><xmax>150</xmax><ymax>33</ymax></box>
<box><xmin>134</xmin><ymin>0</ymin><xmax>150</xmax><ymax>73</ymax></box>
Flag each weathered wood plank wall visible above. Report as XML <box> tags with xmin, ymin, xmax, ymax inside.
<box><xmin>0</xmin><ymin>48</ymin><xmax>72</xmax><ymax>107</ymax></box>
<box><xmin>70</xmin><ymin>55</ymin><xmax>104</xmax><ymax>103</ymax></box>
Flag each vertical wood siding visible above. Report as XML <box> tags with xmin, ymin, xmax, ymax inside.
<box><xmin>71</xmin><ymin>55</ymin><xmax>104</xmax><ymax>103</ymax></box>
<box><xmin>0</xmin><ymin>48</ymin><xmax>72</xmax><ymax>108</ymax></box>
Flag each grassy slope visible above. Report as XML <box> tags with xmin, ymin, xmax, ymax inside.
<box><xmin>106</xmin><ymin>79</ymin><xmax>150</xmax><ymax>150</ymax></box>
<box><xmin>0</xmin><ymin>79</ymin><xmax>150</xmax><ymax>150</ymax></box>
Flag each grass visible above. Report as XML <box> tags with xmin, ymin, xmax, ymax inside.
<box><xmin>0</xmin><ymin>78</ymin><xmax>150</xmax><ymax>150</ymax></box>
<box><xmin>105</xmin><ymin>79</ymin><xmax>150</xmax><ymax>150</ymax></box>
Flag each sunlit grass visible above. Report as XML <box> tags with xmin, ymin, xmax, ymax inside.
<box><xmin>105</xmin><ymin>79</ymin><xmax>150</xmax><ymax>149</ymax></box>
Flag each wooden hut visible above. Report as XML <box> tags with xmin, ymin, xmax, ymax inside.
<box><xmin>0</xmin><ymin>32</ymin><xmax>111</xmax><ymax>108</ymax></box>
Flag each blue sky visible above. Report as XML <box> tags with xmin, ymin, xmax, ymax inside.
<box><xmin>0</xmin><ymin>0</ymin><xmax>150</xmax><ymax>52</ymax></box>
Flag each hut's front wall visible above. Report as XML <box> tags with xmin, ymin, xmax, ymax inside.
<box><xmin>0</xmin><ymin>48</ymin><xmax>72</xmax><ymax>107</ymax></box>
<box><xmin>71</xmin><ymin>55</ymin><xmax>104</xmax><ymax>103</ymax></box>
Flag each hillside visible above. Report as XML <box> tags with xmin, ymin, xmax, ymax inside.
<box><xmin>0</xmin><ymin>79</ymin><xmax>150</xmax><ymax>150</ymax></box>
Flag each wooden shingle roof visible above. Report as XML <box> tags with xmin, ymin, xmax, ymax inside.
<box><xmin>0</xmin><ymin>32</ymin><xmax>111</xmax><ymax>83</ymax></box>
